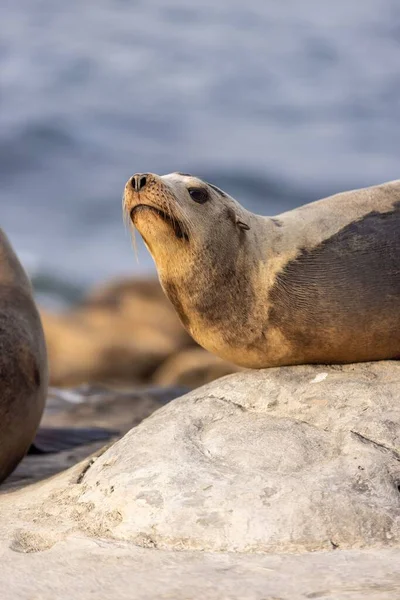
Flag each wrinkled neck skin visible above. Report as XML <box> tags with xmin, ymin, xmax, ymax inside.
<box><xmin>153</xmin><ymin>213</ymin><xmax>276</xmax><ymax>367</ymax></box>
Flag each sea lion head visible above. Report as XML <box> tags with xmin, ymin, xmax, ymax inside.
<box><xmin>123</xmin><ymin>172</ymin><xmax>251</xmax><ymax>275</ymax></box>
<box><xmin>123</xmin><ymin>172</ymin><xmax>262</xmax><ymax>364</ymax></box>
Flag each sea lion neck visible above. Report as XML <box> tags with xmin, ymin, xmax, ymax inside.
<box><xmin>158</xmin><ymin>215</ymin><xmax>271</xmax><ymax>350</ymax></box>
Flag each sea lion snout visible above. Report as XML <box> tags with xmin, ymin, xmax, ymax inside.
<box><xmin>130</xmin><ymin>173</ymin><xmax>148</xmax><ymax>192</ymax></box>
<box><xmin>124</xmin><ymin>173</ymin><xmax>164</xmax><ymax>211</ymax></box>
<box><xmin>124</xmin><ymin>174</ymin><xmax>163</xmax><ymax>221</ymax></box>
<box><xmin>124</xmin><ymin>173</ymin><xmax>191</xmax><ymax>243</ymax></box>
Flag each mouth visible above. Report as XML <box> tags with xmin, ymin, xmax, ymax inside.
<box><xmin>130</xmin><ymin>204</ymin><xmax>189</xmax><ymax>241</ymax></box>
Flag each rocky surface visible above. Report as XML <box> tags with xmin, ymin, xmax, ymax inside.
<box><xmin>5</xmin><ymin>384</ymin><xmax>188</xmax><ymax>491</ymax></box>
<box><xmin>2</xmin><ymin>540</ymin><xmax>400</xmax><ymax>600</ymax></box>
<box><xmin>0</xmin><ymin>361</ymin><xmax>399</xmax><ymax>598</ymax></box>
<box><xmin>41</xmin><ymin>277</ymin><xmax>236</xmax><ymax>388</ymax></box>
<box><xmin>60</xmin><ymin>361</ymin><xmax>400</xmax><ymax>554</ymax></box>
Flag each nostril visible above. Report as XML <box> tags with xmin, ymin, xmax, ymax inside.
<box><xmin>130</xmin><ymin>174</ymin><xmax>148</xmax><ymax>191</ymax></box>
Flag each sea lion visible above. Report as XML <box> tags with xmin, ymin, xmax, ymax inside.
<box><xmin>0</xmin><ymin>229</ymin><xmax>48</xmax><ymax>482</ymax></box>
<box><xmin>123</xmin><ymin>173</ymin><xmax>400</xmax><ymax>368</ymax></box>
<box><xmin>0</xmin><ymin>232</ymin><xmax>118</xmax><ymax>483</ymax></box>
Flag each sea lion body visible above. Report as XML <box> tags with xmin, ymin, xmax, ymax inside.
<box><xmin>124</xmin><ymin>174</ymin><xmax>400</xmax><ymax>368</ymax></box>
<box><xmin>0</xmin><ymin>230</ymin><xmax>48</xmax><ymax>482</ymax></box>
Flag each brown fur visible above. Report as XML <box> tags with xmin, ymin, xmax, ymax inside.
<box><xmin>124</xmin><ymin>173</ymin><xmax>400</xmax><ymax>368</ymax></box>
<box><xmin>0</xmin><ymin>230</ymin><xmax>48</xmax><ymax>482</ymax></box>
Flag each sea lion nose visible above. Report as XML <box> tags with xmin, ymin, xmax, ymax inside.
<box><xmin>130</xmin><ymin>173</ymin><xmax>148</xmax><ymax>191</ymax></box>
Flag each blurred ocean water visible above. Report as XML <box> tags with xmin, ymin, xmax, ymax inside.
<box><xmin>1</xmin><ymin>0</ymin><xmax>399</xmax><ymax>306</ymax></box>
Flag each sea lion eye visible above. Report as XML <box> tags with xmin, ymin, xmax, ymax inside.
<box><xmin>188</xmin><ymin>188</ymin><xmax>209</xmax><ymax>204</ymax></box>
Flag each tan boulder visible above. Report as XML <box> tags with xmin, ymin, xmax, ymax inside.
<box><xmin>42</xmin><ymin>278</ymin><xmax>194</xmax><ymax>386</ymax></box>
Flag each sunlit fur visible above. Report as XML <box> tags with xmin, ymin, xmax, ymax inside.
<box><xmin>123</xmin><ymin>172</ymin><xmax>252</xmax><ymax>279</ymax></box>
<box><xmin>123</xmin><ymin>174</ymin><xmax>400</xmax><ymax>368</ymax></box>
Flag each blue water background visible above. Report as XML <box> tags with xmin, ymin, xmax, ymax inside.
<box><xmin>1</xmin><ymin>0</ymin><xmax>399</xmax><ymax>306</ymax></box>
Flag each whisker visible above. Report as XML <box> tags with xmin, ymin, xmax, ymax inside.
<box><xmin>179</xmin><ymin>209</ymin><xmax>195</xmax><ymax>237</ymax></box>
<box><xmin>122</xmin><ymin>192</ymin><xmax>139</xmax><ymax>262</ymax></box>
<box><xmin>130</xmin><ymin>225</ymin><xmax>139</xmax><ymax>263</ymax></box>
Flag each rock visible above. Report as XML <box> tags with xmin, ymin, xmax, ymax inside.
<box><xmin>1</xmin><ymin>540</ymin><xmax>400</xmax><ymax>600</ymax></box>
<box><xmin>2</xmin><ymin>362</ymin><xmax>399</xmax><ymax>556</ymax></box>
<box><xmin>72</xmin><ymin>361</ymin><xmax>400</xmax><ymax>553</ymax></box>
<box><xmin>42</xmin><ymin>278</ymin><xmax>194</xmax><ymax>386</ymax></box>
<box><xmin>153</xmin><ymin>347</ymin><xmax>241</xmax><ymax>387</ymax></box>
<box><xmin>0</xmin><ymin>362</ymin><xmax>400</xmax><ymax>597</ymax></box>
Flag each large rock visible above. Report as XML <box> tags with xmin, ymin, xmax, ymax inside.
<box><xmin>75</xmin><ymin>361</ymin><xmax>400</xmax><ymax>553</ymax></box>
<box><xmin>1</xmin><ymin>362</ymin><xmax>400</xmax><ymax>598</ymax></box>
<box><xmin>2</xmin><ymin>362</ymin><xmax>399</xmax><ymax>556</ymax></box>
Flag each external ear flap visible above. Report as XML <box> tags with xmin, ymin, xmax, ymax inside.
<box><xmin>226</xmin><ymin>206</ymin><xmax>250</xmax><ymax>231</ymax></box>
<box><xmin>236</xmin><ymin>217</ymin><xmax>250</xmax><ymax>231</ymax></box>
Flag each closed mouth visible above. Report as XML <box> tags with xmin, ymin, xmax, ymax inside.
<box><xmin>130</xmin><ymin>204</ymin><xmax>189</xmax><ymax>241</ymax></box>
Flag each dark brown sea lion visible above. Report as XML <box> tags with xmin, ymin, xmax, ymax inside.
<box><xmin>123</xmin><ymin>173</ymin><xmax>400</xmax><ymax>368</ymax></box>
<box><xmin>0</xmin><ymin>229</ymin><xmax>48</xmax><ymax>482</ymax></box>
<box><xmin>0</xmin><ymin>230</ymin><xmax>120</xmax><ymax>483</ymax></box>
